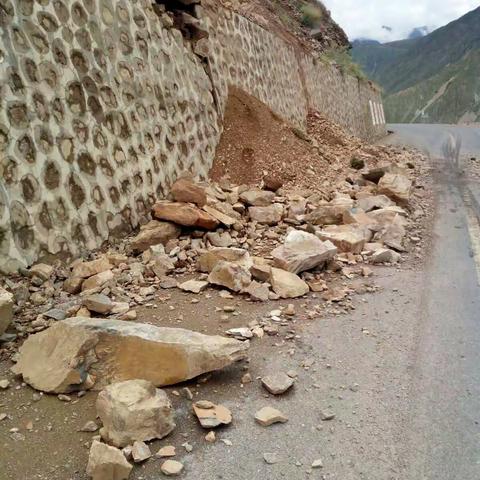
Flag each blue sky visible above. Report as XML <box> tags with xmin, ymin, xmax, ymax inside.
<box><xmin>322</xmin><ymin>0</ymin><xmax>479</xmax><ymax>42</ymax></box>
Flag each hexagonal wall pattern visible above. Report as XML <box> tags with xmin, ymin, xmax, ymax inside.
<box><xmin>0</xmin><ymin>1</ymin><xmax>385</xmax><ymax>272</ymax></box>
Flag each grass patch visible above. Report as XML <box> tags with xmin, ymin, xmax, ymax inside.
<box><xmin>320</xmin><ymin>47</ymin><xmax>368</xmax><ymax>81</ymax></box>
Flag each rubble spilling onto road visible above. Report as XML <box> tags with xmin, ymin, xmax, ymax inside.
<box><xmin>0</xmin><ymin>116</ymin><xmax>432</xmax><ymax>479</ymax></box>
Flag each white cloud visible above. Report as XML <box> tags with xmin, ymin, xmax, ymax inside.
<box><xmin>322</xmin><ymin>0</ymin><xmax>479</xmax><ymax>42</ymax></box>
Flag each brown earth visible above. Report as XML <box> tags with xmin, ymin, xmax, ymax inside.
<box><xmin>210</xmin><ymin>87</ymin><xmax>414</xmax><ymax>198</ymax></box>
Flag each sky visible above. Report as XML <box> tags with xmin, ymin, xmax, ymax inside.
<box><xmin>322</xmin><ymin>0</ymin><xmax>479</xmax><ymax>42</ymax></box>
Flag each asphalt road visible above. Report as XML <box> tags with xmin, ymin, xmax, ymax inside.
<box><xmin>2</xmin><ymin>124</ymin><xmax>480</xmax><ymax>480</ymax></box>
<box><xmin>386</xmin><ymin>123</ymin><xmax>480</xmax><ymax>479</ymax></box>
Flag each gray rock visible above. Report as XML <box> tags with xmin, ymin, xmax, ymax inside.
<box><xmin>261</xmin><ymin>373</ymin><xmax>295</xmax><ymax>395</ymax></box>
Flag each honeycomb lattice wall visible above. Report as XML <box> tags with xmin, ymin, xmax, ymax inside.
<box><xmin>0</xmin><ymin>0</ymin><xmax>385</xmax><ymax>272</ymax></box>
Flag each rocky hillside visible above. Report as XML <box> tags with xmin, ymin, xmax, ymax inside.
<box><xmin>352</xmin><ymin>6</ymin><xmax>480</xmax><ymax>124</ymax></box>
<box><xmin>218</xmin><ymin>0</ymin><xmax>350</xmax><ymax>52</ymax></box>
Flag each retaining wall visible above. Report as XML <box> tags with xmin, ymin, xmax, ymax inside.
<box><xmin>0</xmin><ymin>0</ymin><xmax>386</xmax><ymax>272</ymax></box>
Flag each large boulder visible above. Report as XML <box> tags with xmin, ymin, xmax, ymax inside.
<box><xmin>208</xmin><ymin>261</ymin><xmax>252</xmax><ymax>292</ymax></box>
<box><xmin>197</xmin><ymin>248</ymin><xmax>252</xmax><ymax>273</ymax></box>
<box><xmin>248</xmin><ymin>204</ymin><xmax>283</xmax><ymax>225</ymax></box>
<box><xmin>171</xmin><ymin>177</ymin><xmax>207</xmax><ymax>207</ymax></box>
<box><xmin>97</xmin><ymin>380</ymin><xmax>175</xmax><ymax>448</ymax></box>
<box><xmin>378</xmin><ymin>173</ymin><xmax>412</xmax><ymax>205</ymax></box>
<box><xmin>316</xmin><ymin>225</ymin><xmax>370</xmax><ymax>254</ymax></box>
<box><xmin>86</xmin><ymin>440</ymin><xmax>132</xmax><ymax>480</ymax></box>
<box><xmin>0</xmin><ymin>288</ymin><xmax>14</xmax><ymax>336</ymax></box>
<box><xmin>271</xmin><ymin>230</ymin><xmax>337</xmax><ymax>274</ymax></box>
<box><xmin>152</xmin><ymin>202</ymin><xmax>219</xmax><ymax>230</ymax></box>
<box><xmin>130</xmin><ymin>221</ymin><xmax>181</xmax><ymax>253</ymax></box>
<box><xmin>270</xmin><ymin>268</ymin><xmax>309</xmax><ymax>299</ymax></box>
<box><xmin>12</xmin><ymin>318</ymin><xmax>249</xmax><ymax>393</ymax></box>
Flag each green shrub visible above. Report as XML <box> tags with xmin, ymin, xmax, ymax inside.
<box><xmin>300</xmin><ymin>3</ymin><xmax>324</xmax><ymax>28</ymax></box>
<box><xmin>350</xmin><ymin>157</ymin><xmax>365</xmax><ymax>170</ymax></box>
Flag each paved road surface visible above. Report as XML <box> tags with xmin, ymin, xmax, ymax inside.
<box><xmin>2</xmin><ymin>124</ymin><xmax>480</xmax><ymax>480</ymax></box>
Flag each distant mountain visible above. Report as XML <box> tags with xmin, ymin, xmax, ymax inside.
<box><xmin>408</xmin><ymin>26</ymin><xmax>430</xmax><ymax>39</ymax></box>
<box><xmin>351</xmin><ymin>7</ymin><xmax>480</xmax><ymax>124</ymax></box>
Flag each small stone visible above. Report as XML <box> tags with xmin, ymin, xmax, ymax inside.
<box><xmin>156</xmin><ymin>446</ymin><xmax>176</xmax><ymax>458</ymax></box>
<box><xmin>312</xmin><ymin>459</ymin><xmax>324</xmax><ymax>468</ymax></box>
<box><xmin>261</xmin><ymin>373</ymin><xmax>294</xmax><ymax>395</ymax></box>
<box><xmin>263</xmin><ymin>453</ymin><xmax>282</xmax><ymax>464</ymax></box>
<box><xmin>83</xmin><ymin>294</ymin><xmax>113</xmax><ymax>314</ymax></box>
<box><xmin>182</xmin><ymin>442</ymin><xmax>193</xmax><ymax>453</ymax></box>
<box><xmin>193</xmin><ymin>401</ymin><xmax>232</xmax><ymax>428</ymax></box>
<box><xmin>320</xmin><ymin>411</ymin><xmax>335</xmax><ymax>421</ymax></box>
<box><xmin>241</xmin><ymin>373</ymin><xmax>252</xmax><ymax>384</ymax></box>
<box><xmin>285</xmin><ymin>304</ymin><xmax>295</xmax><ymax>316</ymax></box>
<box><xmin>0</xmin><ymin>288</ymin><xmax>14</xmax><ymax>336</ymax></box>
<box><xmin>205</xmin><ymin>431</ymin><xmax>216</xmax><ymax>443</ymax></box>
<box><xmin>161</xmin><ymin>459</ymin><xmax>184</xmax><ymax>476</ymax></box>
<box><xmin>255</xmin><ymin>407</ymin><xmax>288</xmax><ymax>426</ymax></box>
<box><xmin>58</xmin><ymin>394</ymin><xmax>71</xmax><ymax>402</ymax></box>
<box><xmin>72</xmin><ymin>257</ymin><xmax>112</xmax><ymax>279</ymax></box>
<box><xmin>82</xmin><ymin>270</ymin><xmax>114</xmax><ymax>292</ymax></box>
<box><xmin>80</xmin><ymin>420</ymin><xmax>99</xmax><ymax>432</ymax></box>
<box><xmin>0</xmin><ymin>379</ymin><xmax>10</xmax><ymax>389</ymax></box>
<box><xmin>131</xmin><ymin>441</ymin><xmax>152</xmax><ymax>463</ymax></box>
<box><xmin>30</xmin><ymin>263</ymin><xmax>54</xmax><ymax>281</ymax></box>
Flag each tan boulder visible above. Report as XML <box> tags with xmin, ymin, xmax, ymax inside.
<box><xmin>12</xmin><ymin>318</ymin><xmax>249</xmax><ymax>393</ymax></box>
<box><xmin>82</xmin><ymin>270</ymin><xmax>114</xmax><ymax>292</ymax></box>
<box><xmin>86</xmin><ymin>440</ymin><xmax>132</xmax><ymax>480</ymax></box>
<box><xmin>316</xmin><ymin>225</ymin><xmax>369</xmax><ymax>254</ymax></box>
<box><xmin>197</xmin><ymin>248</ymin><xmax>252</xmax><ymax>273</ymax></box>
<box><xmin>171</xmin><ymin>177</ymin><xmax>207</xmax><ymax>206</ymax></box>
<box><xmin>245</xmin><ymin>281</ymin><xmax>270</xmax><ymax>301</ymax></box>
<box><xmin>97</xmin><ymin>379</ymin><xmax>175</xmax><ymax>448</ymax></box>
<box><xmin>208</xmin><ymin>261</ymin><xmax>252</xmax><ymax>292</ymax></box>
<box><xmin>370</xmin><ymin>248</ymin><xmax>401</xmax><ymax>264</ymax></box>
<box><xmin>255</xmin><ymin>406</ymin><xmax>288</xmax><ymax>426</ymax></box>
<box><xmin>130</xmin><ymin>221</ymin><xmax>181</xmax><ymax>253</ymax></box>
<box><xmin>0</xmin><ymin>288</ymin><xmax>14</xmax><ymax>336</ymax></box>
<box><xmin>375</xmin><ymin>215</ymin><xmax>406</xmax><ymax>251</ymax></box>
<box><xmin>72</xmin><ymin>257</ymin><xmax>113</xmax><ymax>279</ymax></box>
<box><xmin>270</xmin><ymin>268</ymin><xmax>309</xmax><ymax>299</ymax></box>
<box><xmin>271</xmin><ymin>230</ymin><xmax>337</xmax><ymax>274</ymax></box>
<box><xmin>239</xmin><ymin>189</ymin><xmax>275</xmax><ymax>206</ymax></box>
<box><xmin>152</xmin><ymin>202</ymin><xmax>219</xmax><ymax>230</ymax></box>
<box><xmin>378</xmin><ymin>173</ymin><xmax>412</xmax><ymax>205</ymax></box>
<box><xmin>248</xmin><ymin>204</ymin><xmax>283</xmax><ymax>225</ymax></box>
<box><xmin>30</xmin><ymin>263</ymin><xmax>54</xmax><ymax>281</ymax></box>
<box><xmin>305</xmin><ymin>205</ymin><xmax>343</xmax><ymax>225</ymax></box>
<box><xmin>356</xmin><ymin>195</ymin><xmax>394</xmax><ymax>212</ymax></box>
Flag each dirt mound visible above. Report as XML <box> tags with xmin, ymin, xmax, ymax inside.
<box><xmin>210</xmin><ymin>88</ymin><xmax>413</xmax><ymax>198</ymax></box>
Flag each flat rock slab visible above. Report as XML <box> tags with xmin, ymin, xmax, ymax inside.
<box><xmin>161</xmin><ymin>460</ymin><xmax>184</xmax><ymax>476</ymax></box>
<box><xmin>255</xmin><ymin>406</ymin><xmax>288</xmax><ymax>426</ymax></box>
<box><xmin>12</xmin><ymin>318</ymin><xmax>249</xmax><ymax>393</ymax></box>
<box><xmin>153</xmin><ymin>201</ymin><xmax>219</xmax><ymax>230</ymax></box>
<box><xmin>261</xmin><ymin>373</ymin><xmax>295</xmax><ymax>395</ymax></box>
<box><xmin>193</xmin><ymin>401</ymin><xmax>232</xmax><ymax>428</ymax></box>
<box><xmin>177</xmin><ymin>280</ymin><xmax>209</xmax><ymax>294</ymax></box>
